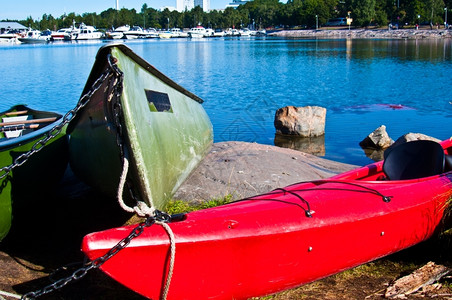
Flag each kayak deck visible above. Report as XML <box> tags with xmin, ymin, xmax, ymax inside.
<box><xmin>82</xmin><ymin>138</ymin><xmax>452</xmax><ymax>299</ymax></box>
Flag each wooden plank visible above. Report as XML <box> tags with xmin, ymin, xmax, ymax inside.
<box><xmin>4</xmin><ymin>110</ymin><xmax>29</xmax><ymax>116</ymax></box>
<box><xmin>385</xmin><ymin>262</ymin><xmax>450</xmax><ymax>298</ymax></box>
<box><xmin>0</xmin><ymin>117</ymin><xmax>57</xmax><ymax>127</ymax></box>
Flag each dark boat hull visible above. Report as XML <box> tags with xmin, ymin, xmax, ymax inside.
<box><xmin>0</xmin><ymin>105</ymin><xmax>68</xmax><ymax>241</ymax></box>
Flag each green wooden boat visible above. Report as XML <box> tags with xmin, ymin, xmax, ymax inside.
<box><xmin>0</xmin><ymin>105</ymin><xmax>68</xmax><ymax>241</ymax></box>
<box><xmin>67</xmin><ymin>44</ymin><xmax>213</xmax><ymax>211</ymax></box>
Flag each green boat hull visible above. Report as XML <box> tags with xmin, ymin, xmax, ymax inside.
<box><xmin>68</xmin><ymin>44</ymin><xmax>213</xmax><ymax>210</ymax></box>
<box><xmin>0</xmin><ymin>105</ymin><xmax>68</xmax><ymax>241</ymax></box>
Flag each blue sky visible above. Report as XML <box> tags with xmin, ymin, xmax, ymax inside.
<box><xmin>1</xmin><ymin>0</ymin><xmax>231</xmax><ymax>21</ymax></box>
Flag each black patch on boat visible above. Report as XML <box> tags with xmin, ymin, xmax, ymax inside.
<box><xmin>145</xmin><ymin>90</ymin><xmax>173</xmax><ymax>113</ymax></box>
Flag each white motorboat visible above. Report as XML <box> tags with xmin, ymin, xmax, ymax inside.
<box><xmin>145</xmin><ymin>28</ymin><xmax>159</xmax><ymax>38</ymax></box>
<box><xmin>106</xmin><ymin>25</ymin><xmax>130</xmax><ymax>39</ymax></box>
<box><xmin>123</xmin><ymin>26</ymin><xmax>148</xmax><ymax>39</ymax></box>
<box><xmin>204</xmin><ymin>28</ymin><xmax>215</xmax><ymax>37</ymax></box>
<box><xmin>240</xmin><ymin>28</ymin><xmax>256</xmax><ymax>36</ymax></box>
<box><xmin>158</xmin><ymin>31</ymin><xmax>172</xmax><ymax>39</ymax></box>
<box><xmin>256</xmin><ymin>29</ymin><xmax>267</xmax><ymax>36</ymax></box>
<box><xmin>188</xmin><ymin>26</ymin><xmax>206</xmax><ymax>38</ymax></box>
<box><xmin>74</xmin><ymin>24</ymin><xmax>103</xmax><ymax>40</ymax></box>
<box><xmin>213</xmin><ymin>29</ymin><xmax>226</xmax><ymax>37</ymax></box>
<box><xmin>18</xmin><ymin>30</ymin><xmax>50</xmax><ymax>44</ymax></box>
<box><xmin>50</xmin><ymin>28</ymin><xmax>73</xmax><ymax>41</ymax></box>
<box><xmin>225</xmin><ymin>28</ymin><xmax>240</xmax><ymax>36</ymax></box>
<box><xmin>170</xmin><ymin>28</ymin><xmax>188</xmax><ymax>38</ymax></box>
<box><xmin>0</xmin><ymin>31</ymin><xmax>21</xmax><ymax>44</ymax></box>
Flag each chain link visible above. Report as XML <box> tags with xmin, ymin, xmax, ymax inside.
<box><xmin>19</xmin><ymin>54</ymin><xmax>168</xmax><ymax>300</ymax></box>
<box><xmin>0</xmin><ymin>67</ymin><xmax>114</xmax><ymax>181</ymax></box>
<box><xmin>19</xmin><ymin>54</ymin><xmax>176</xmax><ymax>300</ymax></box>
<box><xmin>107</xmin><ymin>55</ymin><xmax>143</xmax><ymax>205</ymax></box>
<box><xmin>21</xmin><ymin>216</ymin><xmax>156</xmax><ymax>300</ymax></box>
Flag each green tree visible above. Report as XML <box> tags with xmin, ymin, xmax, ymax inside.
<box><xmin>350</xmin><ymin>0</ymin><xmax>377</xmax><ymax>26</ymax></box>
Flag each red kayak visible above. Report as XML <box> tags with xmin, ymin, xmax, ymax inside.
<box><xmin>82</xmin><ymin>138</ymin><xmax>452</xmax><ymax>300</ymax></box>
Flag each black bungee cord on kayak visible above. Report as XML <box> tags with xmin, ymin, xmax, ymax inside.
<box><xmin>227</xmin><ymin>179</ymin><xmax>393</xmax><ymax>219</ymax></box>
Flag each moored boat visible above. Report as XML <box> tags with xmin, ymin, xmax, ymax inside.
<box><xmin>67</xmin><ymin>43</ymin><xmax>213</xmax><ymax>211</ymax></box>
<box><xmin>18</xmin><ymin>30</ymin><xmax>51</xmax><ymax>44</ymax></box>
<box><xmin>105</xmin><ymin>25</ymin><xmax>130</xmax><ymax>39</ymax></box>
<box><xmin>74</xmin><ymin>24</ymin><xmax>103</xmax><ymax>40</ymax></box>
<box><xmin>82</xmin><ymin>138</ymin><xmax>452</xmax><ymax>299</ymax></box>
<box><xmin>204</xmin><ymin>28</ymin><xmax>215</xmax><ymax>37</ymax></box>
<box><xmin>0</xmin><ymin>31</ymin><xmax>21</xmax><ymax>44</ymax></box>
<box><xmin>169</xmin><ymin>28</ymin><xmax>188</xmax><ymax>38</ymax></box>
<box><xmin>50</xmin><ymin>27</ymin><xmax>74</xmax><ymax>41</ymax></box>
<box><xmin>158</xmin><ymin>31</ymin><xmax>172</xmax><ymax>39</ymax></box>
<box><xmin>123</xmin><ymin>26</ymin><xmax>148</xmax><ymax>39</ymax></box>
<box><xmin>188</xmin><ymin>26</ymin><xmax>206</xmax><ymax>38</ymax></box>
<box><xmin>0</xmin><ymin>105</ymin><xmax>69</xmax><ymax>241</ymax></box>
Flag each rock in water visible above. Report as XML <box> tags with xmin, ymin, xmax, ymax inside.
<box><xmin>359</xmin><ymin>125</ymin><xmax>393</xmax><ymax>149</ymax></box>
<box><xmin>274</xmin><ymin>106</ymin><xmax>326</xmax><ymax>137</ymax></box>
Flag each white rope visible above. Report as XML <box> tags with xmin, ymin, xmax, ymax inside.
<box><xmin>0</xmin><ymin>290</ymin><xmax>21</xmax><ymax>299</ymax></box>
<box><xmin>116</xmin><ymin>155</ymin><xmax>176</xmax><ymax>300</ymax></box>
<box><xmin>117</xmin><ymin>156</ymin><xmax>156</xmax><ymax>217</ymax></box>
<box><xmin>156</xmin><ymin>221</ymin><xmax>176</xmax><ymax>300</ymax></box>
<box><xmin>117</xmin><ymin>156</ymin><xmax>135</xmax><ymax>213</ymax></box>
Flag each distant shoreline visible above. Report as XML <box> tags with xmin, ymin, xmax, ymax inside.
<box><xmin>268</xmin><ymin>28</ymin><xmax>452</xmax><ymax>39</ymax></box>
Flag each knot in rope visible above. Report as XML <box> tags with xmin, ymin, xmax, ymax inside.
<box><xmin>117</xmin><ymin>154</ymin><xmax>176</xmax><ymax>300</ymax></box>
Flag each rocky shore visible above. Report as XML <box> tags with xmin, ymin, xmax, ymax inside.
<box><xmin>175</xmin><ymin>141</ymin><xmax>356</xmax><ymax>202</ymax></box>
<box><xmin>268</xmin><ymin>28</ymin><xmax>452</xmax><ymax>39</ymax></box>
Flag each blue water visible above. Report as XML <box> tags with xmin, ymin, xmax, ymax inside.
<box><xmin>1</xmin><ymin>38</ymin><xmax>451</xmax><ymax>166</ymax></box>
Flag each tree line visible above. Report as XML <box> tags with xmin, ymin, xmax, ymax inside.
<box><xmin>5</xmin><ymin>0</ymin><xmax>452</xmax><ymax>32</ymax></box>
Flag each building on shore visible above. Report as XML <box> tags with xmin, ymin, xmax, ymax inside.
<box><xmin>177</xmin><ymin>0</ymin><xmax>210</xmax><ymax>12</ymax></box>
<box><xmin>0</xmin><ymin>21</ymin><xmax>27</xmax><ymax>34</ymax></box>
<box><xmin>226</xmin><ymin>0</ymin><xmax>252</xmax><ymax>8</ymax></box>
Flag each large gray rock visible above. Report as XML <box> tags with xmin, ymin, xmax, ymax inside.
<box><xmin>390</xmin><ymin>133</ymin><xmax>442</xmax><ymax>149</ymax></box>
<box><xmin>274</xmin><ymin>106</ymin><xmax>326</xmax><ymax>137</ymax></box>
<box><xmin>359</xmin><ymin>125</ymin><xmax>393</xmax><ymax>149</ymax></box>
<box><xmin>175</xmin><ymin>141</ymin><xmax>357</xmax><ymax>203</ymax></box>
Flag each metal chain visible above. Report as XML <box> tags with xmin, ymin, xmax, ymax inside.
<box><xmin>20</xmin><ymin>55</ymin><xmax>175</xmax><ymax>300</ymax></box>
<box><xmin>0</xmin><ymin>67</ymin><xmax>114</xmax><ymax>181</ymax></box>
<box><xmin>20</xmin><ymin>54</ymin><xmax>178</xmax><ymax>300</ymax></box>
<box><xmin>21</xmin><ymin>216</ymin><xmax>156</xmax><ymax>300</ymax></box>
<box><xmin>107</xmin><ymin>54</ymin><xmax>143</xmax><ymax>205</ymax></box>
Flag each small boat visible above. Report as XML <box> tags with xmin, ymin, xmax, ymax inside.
<box><xmin>105</xmin><ymin>25</ymin><xmax>130</xmax><ymax>39</ymax></box>
<box><xmin>158</xmin><ymin>31</ymin><xmax>172</xmax><ymax>39</ymax></box>
<box><xmin>67</xmin><ymin>43</ymin><xmax>213</xmax><ymax>211</ymax></box>
<box><xmin>82</xmin><ymin>138</ymin><xmax>452</xmax><ymax>299</ymax></box>
<box><xmin>0</xmin><ymin>31</ymin><xmax>21</xmax><ymax>44</ymax></box>
<box><xmin>224</xmin><ymin>28</ymin><xmax>240</xmax><ymax>36</ymax></box>
<box><xmin>169</xmin><ymin>28</ymin><xmax>188</xmax><ymax>38</ymax></box>
<box><xmin>50</xmin><ymin>27</ymin><xmax>74</xmax><ymax>41</ymax></box>
<box><xmin>123</xmin><ymin>26</ymin><xmax>148</xmax><ymax>39</ymax></box>
<box><xmin>145</xmin><ymin>28</ymin><xmax>160</xmax><ymax>38</ymax></box>
<box><xmin>0</xmin><ymin>105</ymin><xmax>68</xmax><ymax>241</ymax></box>
<box><xmin>18</xmin><ymin>30</ymin><xmax>50</xmax><ymax>44</ymax></box>
<box><xmin>63</xmin><ymin>21</ymin><xmax>81</xmax><ymax>41</ymax></box>
<box><xmin>74</xmin><ymin>24</ymin><xmax>103</xmax><ymax>40</ymax></box>
<box><xmin>188</xmin><ymin>26</ymin><xmax>206</xmax><ymax>38</ymax></box>
<box><xmin>239</xmin><ymin>28</ymin><xmax>254</xmax><ymax>36</ymax></box>
<box><xmin>204</xmin><ymin>28</ymin><xmax>215</xmax><ymax>37</ymax></box>
<box><xmin>213</xmin><ymin>28</ymin><xmax>226</xmax><ymax>37</ymax></box>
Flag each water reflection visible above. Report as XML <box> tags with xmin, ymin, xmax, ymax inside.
<box><xmin>361</xmin><ymin>147</ymin><xmax>385</xmax><ymax>162</ymax></box>
<box><xmin>274</xmin><ymin>134</ymin><xmax>325</xmax><ymax>156</ymax></box>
